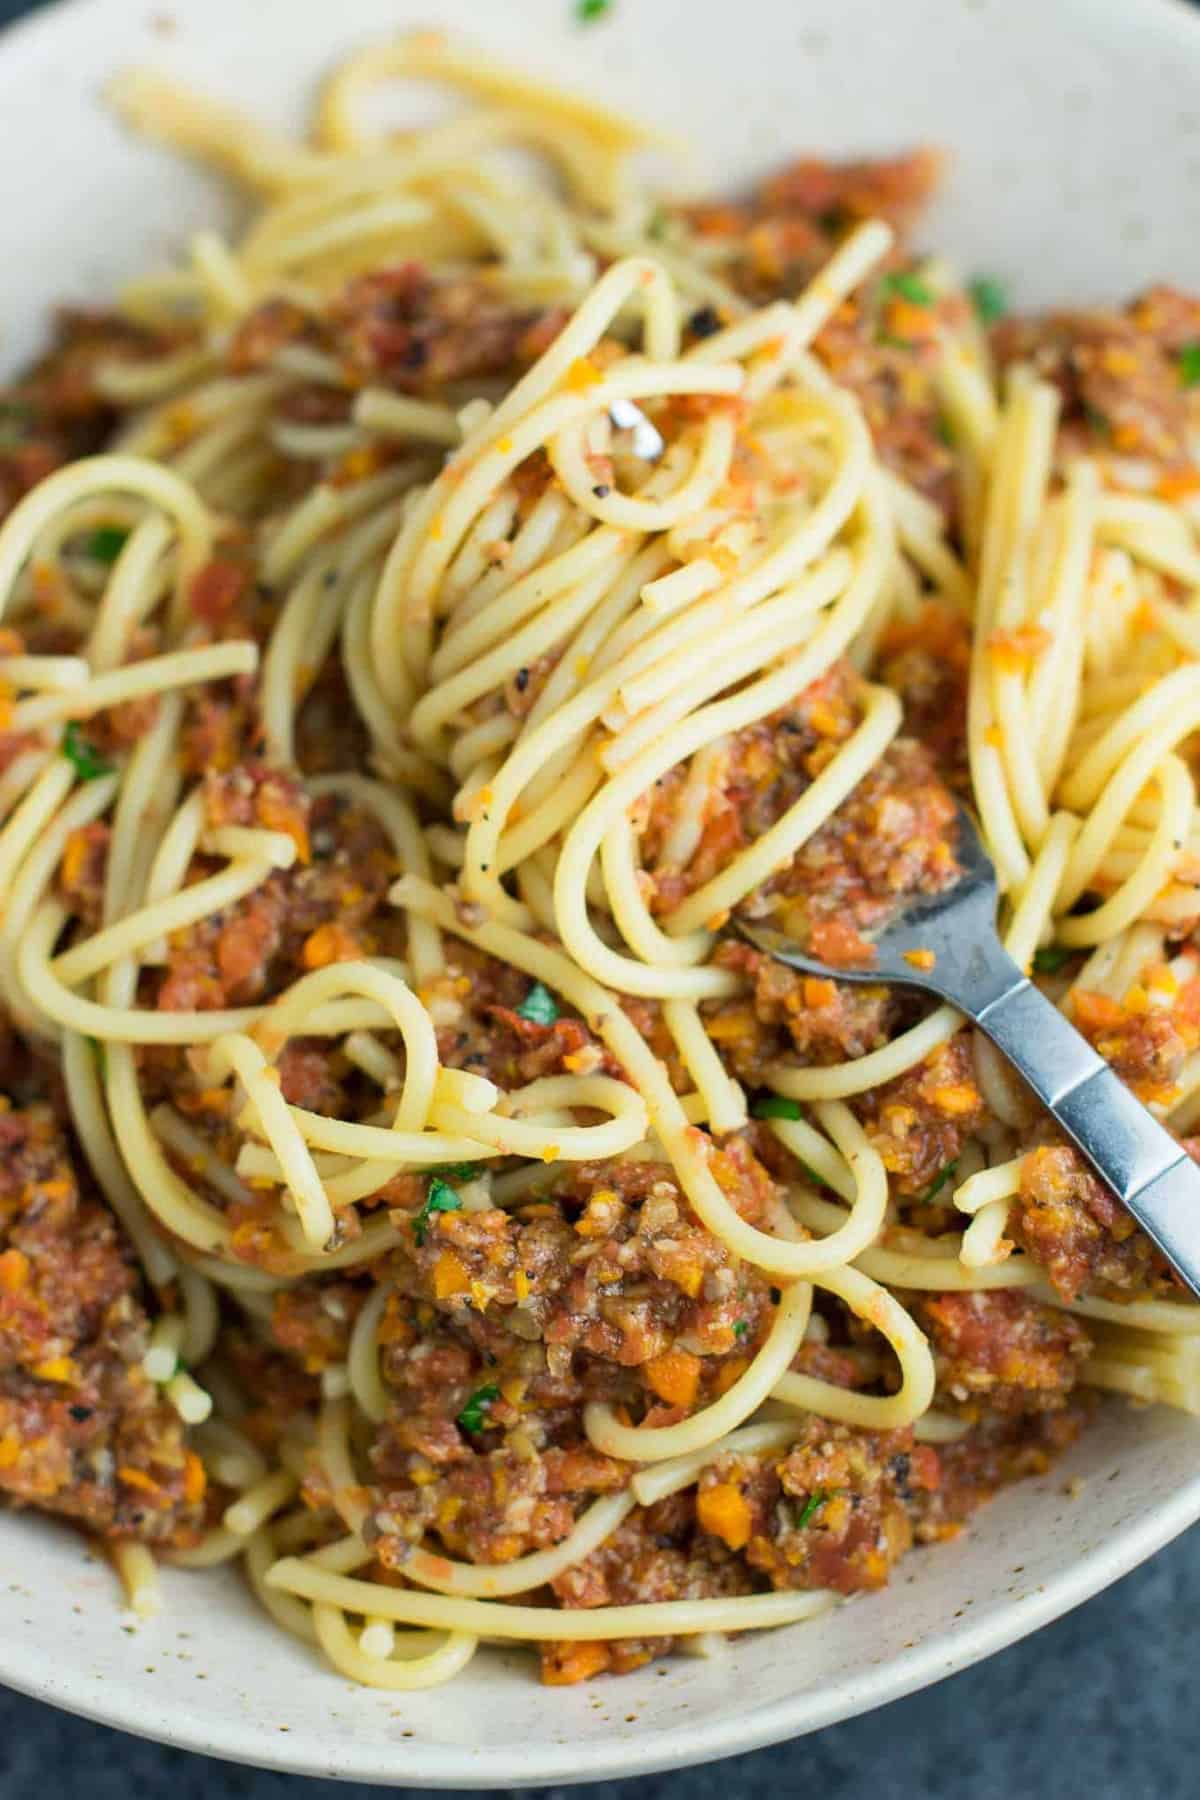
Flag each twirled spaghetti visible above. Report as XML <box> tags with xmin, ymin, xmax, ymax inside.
<box><xmin>0</xmin><ymin>31</ymin><xmax>1196</xmax><ymax>1694</ymax></box>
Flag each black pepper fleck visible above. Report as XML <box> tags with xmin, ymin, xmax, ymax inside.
<box><xmin>687</xmin><ymin>305</ymin><xmax>722</xmax><ymax>339</ymax></box>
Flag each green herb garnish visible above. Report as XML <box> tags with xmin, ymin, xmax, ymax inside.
<box><xmin>796</xmin><ymin>1492</ymin><xmax>827</xmax><ymax>1530</ymax></box>
<box><xmin>732</xmin><ymin>1320</ymin><xmax>749</xmax><ymax>1340</ymax></box>
<box><xmin>749</xmin><ymin>1097</ymin><xmax>828</xmax><ymax>1185</ymax></box>
<box><xmin>425</xmin><ymin>1162</ymin><xmax>480</xmax><ymax>1182</ymax></box>
<box><xmin>412</xmin><ymin>1176</ymin><xmax>462</xmax><ymax>1247</ymax></box>
<box><xmin>84</xmin><ymin>526</ymin><xmax>129</xmax><ymax>565</ymax></box>
<box><xmin>750</xmin><ymin>1094</ymin><xmax>802</xmax><ymax>1121</ymax></box>
<box><xmin>881</xmin><ymin>270</ymin><xmax>935</xmax><ymax>307</ymax></box>
<box><xmin>646</xmin><ymin>208</ymin><xmax>670</xmax><ymax>242</ymax></box>
<box><xmin>576</xmin><ymin>0</ymin><xmax>612</xmax><ymax>19</ymax></box>
<box><xmin>1179</xmin><ymin>344</ymin><xmax>1200</xmax><ymax>390</ymax></box>
<box><xmin>1032</xmin><ymin>944</ymin><xmax>1073</xmax><ymax>975</ymax></box>
<box><xmin>920</xmin><ymin>1160</ymin><xmax>959</xmax><ymax>1205</ymax></box>
<box><xmin>969</xmin><ymin>276</ymin><xmax>1008</xmax><ymax>326</ymax></box>
<box><xmin>517</xmin><ymin>981</ymin><xmax>559</xmax><ymax>1026</ymax></box>
<box><xmin>457</xmin><ymin>1383</ymin><xmax>501</xmax><ymax>1433</ymax></box>
<box><xmin>62</xmin><ymin>722</ymin><xmax>113</xmax><ymax>783</ymax></box>
<box><xmin>1082</xmin><ymin>403</ymin><xmax>1110</xmax><ymax>439</ymax></box>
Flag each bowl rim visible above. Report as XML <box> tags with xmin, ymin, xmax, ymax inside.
<box><xmin>0</xmin><ymin>0</ymin><xmax>1199</xmax><ymax>1784</ymax></box>
<box><xmin>1</xmin><ymin>1462</ymin><xmax>1198</xmax><ymax>1787</ymax></box>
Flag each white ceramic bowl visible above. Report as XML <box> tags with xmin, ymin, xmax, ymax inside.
<box><xmin>0</xmin><ymin>0</ymin><xmax>1199</xmax><ymax>1784</ymax></box>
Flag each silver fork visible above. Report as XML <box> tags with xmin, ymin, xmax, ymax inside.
<box><xmin>736</xmin><ymin>802</ymin><xmax>1200</xmax><ymax>1301</ymax></box>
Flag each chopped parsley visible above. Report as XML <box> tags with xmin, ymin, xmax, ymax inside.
<box><xmin>412</xmin><ymin>1176</ymin><xmax>462</xmax><ymax>1246</ymax></box>
<box><xmin>1082</xmin><ymin>403</ymin><xmax>1110</xmax><ymax>439</ymax></box>
<box><xmin>881</xmin><ymin>269</ymin><xmax>935</xmax><ymax>307</ymax></box>
<box><xmin>749</xmin><ymin>1099</ymin><xmax>829</xmax><ymax>1185</ymax></box>
<box><xmin>732</xmin><ymin>1320</ymin><xmax>749</xmax><ymax>1340</ymax></box>
<box><xmin>576</xmin><ymin>0</ymin><xmax>612</xmax><ymax>19</ymax></box>
<box><xmin>796</xmin><ymin>1160</ymin><xmax>830</xmax><ymax>1191</ymax></box>
<box><xmin>935</xmin><ymin>415</ymin><xmax>955</xmax><ymax>448</ymax></box>
<box><xmin>919</xmin><ymin>1160</ymin><xmax>959</xmax><ymax>1205</ymax></box>
<box><xmin>646</xmin><ymin>208</ymin><xmax>671</xmax><ymax>242</ymax></box>
<box><xmin>62</xmin><ymin>722</ymin><xmax>113</xmax><ymax>783</ymax></box>
<box><xmin>1179</xmin><ymin>343</ymin><xmax>1200</xmax><ymax>389</ymax></box>
<box><xmin>796</xmin><ymin>1491</ymin><xmax>827</xmax><ymax>1530</ymax></box>
<box><xmin>969</xmin><ymin>276</ymin><xmax>1008</xmax><ymax>326</ymax></box>
<box><xmin>517</xmin><ymin>981</ymin><xmax>559</xmax><ymax>1026</ymax></box>
<box><xmin>457</xmin><ymin>1383</ymin><xmax>501</xmax><ymax>1433</ymax></box>
<box><xmin>750</xmin><ymin>1094</ymin><xmax>802</xmax><ymax>1121</ymax></box>
<box><xmin>84</xmin><ymin>526</ymin><xmax>129</xmax><ymax>565</ymax></box>
<box><xmin>1032</xmin><ymin>944</ymin><xmax>1073</xmax><ymax>975</ymax></box>
<box><xmin>425</xmin><ymin>1162</ymin><xmax>481</xmax><ymax>1182</ymax></box>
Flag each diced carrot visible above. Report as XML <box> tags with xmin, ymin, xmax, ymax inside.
<box><xmin>712</xmin><ymin>1354</ymin><xmax>750</xmax><ymax>1397</ymax></box>
<box><xmin>928</xmin><ymin>1081</ymin><xmax>979</xmax><ymax>1116</ymax></box>
<box><xmin>1071</xmin><ymin>989</ymin><xmax>1127</xmax><ymax>1032</ymax></box>
<box><xmin>301</xmin><ymin>922</ymin><xmax>362</xmax><ymax>969</ymax></box>
<box><xmin>1177</xmin><ymin>977</ymin><xmax>1200</xmax><ymax>1030</ymax></box>
<box><xmin>987</xmin><ymin>624</ymin><xmax>1052</xmax><ymax>671</ymax></box>
<box><xmin>802</xmin><ymin>977</ymin><xmax>837</xmax><ymax>1008</ymax></box>
<box><xmin>0</xmin><ymin>1249</ymin><xmax>29</xmax><ymax>1292</ymax></box>
<box><xmin>183</xmin><ymin>1451</ymin><xmax>207</xmax><ymax>1505</ymax></box>
<box><xmin>540</xmin><ymin>1642</ymin><xmax>612</xmax><ymax>1685</ymax></box>
<box><xmin>643</xmin><ymin>1349</ymin><xmax>701</xmax><ymax>1409</ymax></box>
<box><xmin>696</xmin><ymin>1481</ymin><xmax>753</xmax><ymax>1550</ymax></box>
<box><xmin>117</xmin><ymin>1466</ymin><xmax>161</xmax><ymax>1494</ymax></box>
<box><xmin>565</xmin><ymin>357</ymin><xmax>602</xmax><ymax>392</ymax></box>
<box><xmin>433</xmin><ymin>1251</ymin><xmax>470</xmax><ymax>1299</ymax></box>
<box><xmin>808</xmin><ymin>700</ymin><xmax>845</xmax><ymax>739</ymax></box>
<box><xmin>32</xmin><ymin>1357</ymin><xmax>77</xmax><ymax>1383</ymax></box>
<box><xmin>257</xmin><ymin>786</ymin><xmax>310</xmax><ymax>862</ymax></box>
<box><xmin>1156</xmin><ymin>466</ymin><xmax>1200</xmax><ymax>503</ymax></box>
<box><xmin>60</xmin><ymin>828</ymin><xmax>91</xmax><ymax>894</ymax></box>
<box><xmin>704</xmin><ymin>1008</ymin><xmax>757</xmax><ymax>1042</ymax></box>
<box><xmin>656</xmin><ymin>1250</ymin><xmax>704</xmax><ymax>1299</ymax></box>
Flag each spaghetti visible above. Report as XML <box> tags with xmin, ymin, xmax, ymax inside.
<box><xmin>0</xmin><ymin>31</ymin><xmax>1196</xmax><ymax>1690</ymax></box>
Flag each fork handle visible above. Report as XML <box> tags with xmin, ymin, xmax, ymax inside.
<box><xmin>965</xmin><ymin>956</ymin><xmax>1200</xmax><ymax>1299</ymax></box>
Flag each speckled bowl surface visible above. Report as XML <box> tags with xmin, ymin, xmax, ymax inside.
<box><xmin>0</xmin><ymin>0</ymin><xmax>1198</xmax><ymax>1784</ymax></box>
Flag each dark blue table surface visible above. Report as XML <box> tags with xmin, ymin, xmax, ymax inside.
<box><xmin>0</xmin><ymin>0</ymin><xmax>1196</xmax><ymax>1793</ymax></box>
